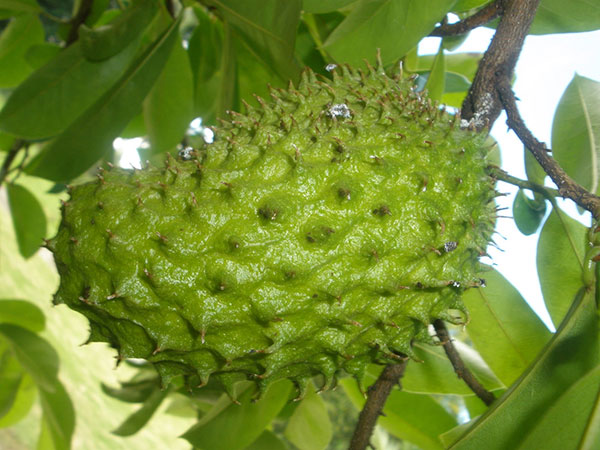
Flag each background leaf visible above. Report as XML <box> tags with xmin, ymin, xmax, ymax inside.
<box><xmin>0</xmin><ymin>38</ymin><xmax>141</xmax><ymax>139</ymax></box>
<box><xmin>529</xmin><ymin>0</ymin><xmax>600</xmax><ymax>34</ymax></box>
<box><xmin>284</xmin><ymin>383</ymin><xmax>332</xmax><ymax>450</ymax></box>
<box><xmin>112</xmin><ymin>388</ymin><xmax>169</xmax><ymax>437</ymax></box>
<box><xmin>6</xmin><ymin>183</ymin><xmax>47</xmax><ymax>259</ymax></box>
<box><xmin>302</xmin><ymin>0</ymin><xmax>358</xmax><ymax>13</ymax></box>
<box><xmin>424</xmin><ymin>44</ymin><xmax>445</xmax><ymax>102</ymax></box>
<box><xmin>450</xmin><ymin>288</ymin><xmax>599</xmax><ymax>449</ymax></box>
<box><xmin>512</xmin><ymin>189</ymin><xmax>546</xmax><ymax>236</ymax></box>
<box><xmin>342</xmin><ymin>378</ymin><xmax>457</xmax><ymax>450</ymax></box>
<box><xmin>551</xmin><ymin>75</ymin><xmax>600</xmax><ymax>195</ymax></box>
<box><xmin>206</xmin><ymin>0</ymin><xmax>302</xmax><ymax>83</ymax></box>
<box><xmin>182</xmin><ymin>380</ymin><xmax>292</xmax><ymax>450</ymax></box>
<box><xmin>25</xmin><ymin>16</ymin><xmax>181</xmax><ymax>182</ymax></box>
<box><xmin>0</xmin><ymin>14</ymin><xmax>44</xmax><ymax>87</ymax></box>
<box><xmin>0</xmin><ymin>299</ymin><xmax>45</xmax><ymax>332</ymax></box>
<box><xmin>143</xmin><ymin>40</ymin><xmax>194</xmax><ymax>154</ymax></box>
<box><xmin>462</xmin><ymin>268</ymin><xmax>552</xmax><ymax>386</ymax></box>
<box><xmin>537</xmin><ymin>206</ymin><xmax>587</xmax><ymax>327</ymax></box>
<box><xmin>322</xmin><ymin>0</ymin><xmax>456</xmax><ymax>66</ymax></box>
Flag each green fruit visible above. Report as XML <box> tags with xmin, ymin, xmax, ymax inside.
<box><xmin>49</xmin><ymin>62</ymin><xmax>496</xmax><ymax>398</ymax></box>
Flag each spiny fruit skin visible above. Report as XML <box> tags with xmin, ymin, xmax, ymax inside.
<box><xmin>49</xmin><ymin>63</ymin><xmax>496</xmax><ymax>399</ymax></box>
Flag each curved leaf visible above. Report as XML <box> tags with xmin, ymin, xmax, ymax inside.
<box><xmin>246</xmin><ymin>430</ymin><xmax>287</xmax><ymax>450</ymax></box>
<box><xmin>530</xmin><ymin>0</ymin><xmax>600</xmax><ymax>34</ymax></box>
<box><xmin>38</xmin><ymin>381</ymin><xmax>75</xmax><ymax>450</ymax></box>
<box><xmin>0</xmin><ymin>299</ymin><xmax>45</xmax><ymax>332</ymax></box>
<box><xmin>0</xmin><ymin>371</ymin><xmax>36</xmax><ymax>428</ymax></box>
<box><xmin>302</xmin><ymin>0</ymin><xmax>358</xmax><ymax>13</ymax></box>
<box><xmin>462</xmin><ymin>268</ymin><xmax>552</xmax><ymax>386</ymax></box>
<box><xmin>0</xmin><ymin>38</ymin><xmax>140</xmax><ymax>139</ymax></box>
<box><xmin>0</xmin><ymin>13</ymin><xmax>44</xmax><ymax>87</ymax></box>
<box><xmin>552</xmin><ymin>75</ymin><xmax>600</xmax><ymax>196</ymax></box>
<box><xmin>537</xmin><ymin>207</ymin><xmax>587</xmax><ymax>327</ymax></box>
<box><xmin>450</xmin><ymin>288</ymin><xmax>599</xmax><ymax>449</ymax></box>
<box><xmin>512</xmin><ymin>189</ymin><xmax>546</xmax><ymax>236</ymax></box>
<box><xmin>0</xmin><ymin>324</ymin><xmax>58</xmax><ymax>392</ymax></box>
<box><xmin>112</xmin><ymin>388</ymin><xmax>169</xmax><ymax>436</ymax></box>
<box><xmin>0</xmin><ymin>350</ymin><xmax>22</xmax><ymax>419</ymax></box>
<box><xmin>143</xmin><ymin>40</ymin><xmax>194</xmax><ymax>154</ymax></box>
<box><xmin>322</xmin><ymin>0</ymin><xmax>456</xmax><ymax>66</ymax></box>
<box><xmin>424</xmin><ymin>44</ymin><xmax>445</xmax><ymax>102</ymax></box>
<box><xmin>25</xmin><ymin>16</ymin><xmax>182</xmax><ymax>182</ymax></box>
<box><xmin>79</xmin><ymin>0</ymin><xmax>158</xmax><ymax>61</ymax></box>
<box><xmin>6</xmin><ymin>183</ymin><xmax>47</xmax><ymax>259</ymax></box>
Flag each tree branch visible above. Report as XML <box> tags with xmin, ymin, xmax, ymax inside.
<box><xmin>495</xmin><ymin>80</ymin><xmax>600</xmax><ymax>218</ymax></box>
<box><xmin>349</xmin><ymin>361</ymin><xmax>408</xmax><ymax>450</ymax></box>
<box><xmin>489</xmin><ymin>166</ymin><xmax>559</xmax><ymax>198</ymax></box>
<box><xmin>433</xmin><ymin>320</ymin><xmax>495</xmax><ymax>406</ymax></box>
<box><xmin>66</xmin><ymin>0</ymin><xmax>94</xmax><ymax>46</ymax></box>
<box><xmin>430</xmin><ymin>1</ymin><xmax>505</xmax><ymax>37</ymax></box>
<box><xmin>461</xmin><ymin>0</ymin><xmax>540</xmax><ymax>128</ymax></box>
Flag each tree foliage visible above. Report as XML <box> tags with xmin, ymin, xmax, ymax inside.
<box><xmin>0</xmin><ymin>0</ymin><xmax>599</xmax><ymax>449</ymax></box>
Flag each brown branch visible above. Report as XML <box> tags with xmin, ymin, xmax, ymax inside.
<box><xmin>433</xmin><ymin>320</ymin><xmax>495</xmax><ymax>406</ymax></box>
<box><xmin>461</xmin><ymin>0</ymin><xmax>540</xmax><ymax>129</ymax></box>
<box><xmin>0</xmin><ymin>139</ymin><xmax>25</xmax><ymax>187</ymax></box>
<box><xmin>496</xmin><ymin>79</ymin><xmax>600</xmax><ymax>218</ymax></box>
<box><xmin>66</xmin><ymin>0</ymin><xmax>94</xmax><ymax>46</ymax></box>
<box><xmin>489</xmin><ymin>167</ymin><xmax>559</xmax><ymax>198</ymax></box>
<box><xmin>430</xmin><ymin>1</ymin><xmax>505</xmax><ymax>37</ymax></box>
<box><xmin>349</xmin><ymin>361</ymin><xmax>408</xmax><ymax>450</ymax></box>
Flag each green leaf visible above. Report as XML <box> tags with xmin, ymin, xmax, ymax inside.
<box><xmin>284</xmin><ymin>383</ymin><xmax>332</xmax><ymax>450</ymax></box>
<box><xmin>449</xmin><ymin>288</ymin><xmax>599</xmax><ymax>449</ymax></box>
<box><xmin>530</xmin><ymin>0</ymin><xmax>600</xmax><ymax>34</ymax></box>
<box><xmin>322</xmin><ymin>0</ymin><xmax>456</xmax><ymax>66</ymax></box>
<box><xmin>424</xmin><ymin>44</ymin><xmax>445</xmax><ymax>102</ymax></box>
<box><xmin>517</xmin><ymin>365</ymin><xmax>600</xmax><ymax>449</ymax></box>
<box><xmin>453</xmin><ymin>0</ymin><xmax>490</xmax><ymax>12</ymax></box>
<box><xmin>0</xmin><ymin>350</ymin><xmax>22</xmax><ymax>419</ymax></box>
<box><xmin>0</xmin><ymin>14</ymin><xmax>44</xmax><ymax>87</ymax></box>
<box><xmin>206</xmin><ymin>0</ymin><xmax>302</xmax><ymax>83</ymax></box>
<box><xmin>580</xmin><ymin>370</ymin><xmax>600</xmax><ymax>450</ymax></box>
<box><xmin>0</xmin><ymin>299</ymin><xmax>45</xmax><ymax>332</ymax></box>
<box><xmin>189</xmin><ymin>6</ymin><xmax>222</xmax><ymax>84</ymax></box>
<box><xmin>25</xmin><ymin>16</ymin><xmax>182</xmax><ymax>182</ymax></box>
<box><xmin>302</xmin><ymin>0</ymin><xmax>358</xmax><ymax>13</ymax></box>
<box><xmin>6</xmin><ymin>183</ymin><xmax>47</xmax><ymax>259</ymax></box>
<box><xmin>79</xmin><ymin>0</ymin><xmax>158</xmax><ymax>61</ymax></box>
<box><xmin>0</xmin><ymin>371</ymin><xmax>36</xmax><ymax>428</ymax></box>
<box><xmin>512</xmin><ymin>189</ymin><xmax>546</xmax><ymax>236</ymax></box>
<box><xmin>551</xmin><ymin>75</ymin><xmax>600</xmax><ymax>195</ymax></box>
<box><xmin>246</xmin><ymin>430</ymin><xmax>287</xmax><ymax>450</ymax></box>
<box><xmin>462</xmin><ymin>268</ymin><xmax>552</xmax><ymax>386</ymax></box>
<box><xmin>0</xmin><ymin>324</ymin><xmax>58</xmax><ymax>392</ymax></box>
<box><xmin>143</xmin><ymin>40</ymin><xmax>194</xmax><ymax>154</ymax></box>
<box><xmin>524</xmin><ymin>147</ymin><xmax>546</xmax><ymax>186</ymax></box>
<box><xmin>101</xmin><ymin>378</ymin><xmax>159</xmax><ymax>403</ymax></box>
<box><xmin>38</xmin><ymin>381</ymin><xmax>75</xmax><ymax>450</ymax></box>
<box><xmin>403</xmin><ymin>340</ymin><xmax>503</xmax><ymax>395</ymax></box>
<box><xmin>416</xmin><ymin>52</ymin><xmax>482</xmax><ymax>83</ymax></box>
<box><xmin>342</xmin><ymin>378</ymin><xmax>457</xmax><ymax>450</ymax></box>
<box><xmin>112</xmin><ymin>388</ymin><xmax>169</xmax><ymax>436</ymax></box>
<box><xmin>0</xmin><ymin>0</ymin><xmax>41</xmax><ymax>15</ymax></box>
<box><xmin>0</xmin><ymin>38</ymin><xmax>140</xmax><ymax>139</ymax></box>
<box><xmin>24</xmin><ymin>43</ymin><xmax>62</xmax><ymax>70</ymax></box>
<box><xmin>537</xmin><ymin>207</ymin><xmax>587</xmax><ymax>328</ymax></box>
<box><xmin>182</xmin><ymin>380</ymin><xmax>293</xmax><ymax>450</ymax></box>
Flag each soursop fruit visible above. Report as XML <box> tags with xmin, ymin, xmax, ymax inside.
<box><xmin>48</xmin><ymin>62</ymin><xmax>496</xmax><ymax>398</ymax></box>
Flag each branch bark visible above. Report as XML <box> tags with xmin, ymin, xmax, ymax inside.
<box><xmin>433</xmin><ymin>320</ymin><xmax>495</xmax><ymax>406</ymax></box>
<box><xmin>430</xmin><ymin>1</ymin><xmax>505</xmax><ymax>37</ymax></box>
<box><xmin>66</xmin><ymin>0</ymin><xmax>94</xmax><ymax>46</ymax></box>
<box><xmin>461</xmin><ymin>0</ymin><xmax>540</xmax><ymax>128</ymax></box>
<box><xmin>496</xmin><ymin>80</ymin><xmax>600</xmax><ymax>218</ymax></box>
<box><xmin>349</xmin><ymin>361</ymin><xmax>408</xmax><ymax>450</ymax></box>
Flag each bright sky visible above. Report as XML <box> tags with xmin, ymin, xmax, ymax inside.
<box><xmin>421</xmin><ymin>28</ymin><xmax>600</xmax><ymax>329</ymax></box>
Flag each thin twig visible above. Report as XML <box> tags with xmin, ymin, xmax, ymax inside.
<box><xmin>433</xmin><ymin>320</ymin><xmax>495</xmax><ymax>406</ymax></box>
<box><xmin>349</xmin><ymin>361</ymin><xmax>408</xmax><ymax>450</ymax></box>
<box><xmin>495</xmin><ymin>80</ymin><xmax>600</xmax><ymax>218</ymax></box>
<box><xmin>461</xmin><ymin>0</ymin><xmax>540</xmax><ymax>128</ymax></box>
<box><xmin>489</xmin><ymin>167</ymin><xmax>558</xmax><ymax>198</ymax></box>
<box><xmin>66</xmin><ymin>0</ymin><xmax>94</xmax><ymax>46</ymax></box>
<box><xmin>0</xmin><ymin>139</ymin><xmax>25</xmax><ymax>187</ymax></box>
<box><xmin>430</xmin><ymin>1</ymin><xmax>505</xmax><ymax>37</ymax></box>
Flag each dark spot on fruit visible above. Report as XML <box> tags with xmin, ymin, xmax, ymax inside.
<box><xmin>373</xmin><ymin>205</ymin><xmax>391</xmax><ymax>216</ymax></box>
<box><xmin>444</xmin><ymin>241</ymin><xmax>458</xmax><ymax>252</ymax></box>
<box><xmin>258</xmin><ymin>206</ymin><xmax>279</xmax><ymax>221</ymax></box>
<box><xmin>338</xmin><ymin>187</ymin><xmax>351</xmax><ymax>201</ymax></box>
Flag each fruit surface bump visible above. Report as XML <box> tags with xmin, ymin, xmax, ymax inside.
<box><xmin>49</xmin><ymin>62</ymin><xmax>496</xmax><ymax>397</ymax></box>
